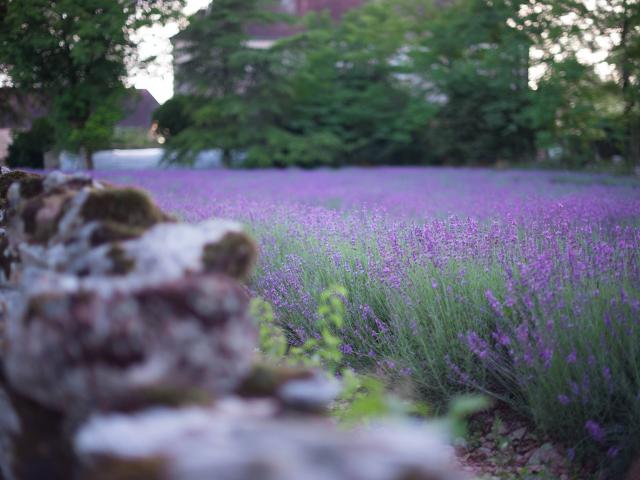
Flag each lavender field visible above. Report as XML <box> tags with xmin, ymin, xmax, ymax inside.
<box><xmin>98</xmin><ymin>167</ymin><xmax>640</xmax><ymax>469</ymax></box>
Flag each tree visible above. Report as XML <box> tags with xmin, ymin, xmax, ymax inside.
<box><xmin>238</xmin><ymin>0</ymin><xmax>435</xmax><ymax>167</ymax></box>
<box><xmin>0</xmin><ymin>0</ymin><xmax>183</xmax><ymax>168</ymax></box>
<box><xmin>523</xmin><ymin>0</ymin><xmax>640</xmax><ymax>167</ymax></box>
<box><xmin>593</xmin><ymin>0</ymin><xmax>640</xmax><ymax>167</ymax></box>
<box><xmin>169</xmin><ymin>0</ymin><xmax>287</xmax><ymax>166</ymax></box>
<box><xmin>409</xmin><ymin>0</ymin><xmax>535</xmax><ymax>164</ymax></box>
<box><xmin>524</xmin><ymin>57</ymin><xmax>609</xmax><ymax>166</ymax></box>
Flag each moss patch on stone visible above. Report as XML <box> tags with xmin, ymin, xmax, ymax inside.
<box><xmin>89</xmin><ymin>221</ymin><xmax>148</xmax><ymax>247</ymax></box>
<box><xmin>202</xmin><ymin>232</ymin><xmax>257</xmax><ymax>280</ymax></box>
<box><xmin>107</xmin><ymin>386</ymin><xmax>213</xmax><ymax>414</ymax></box>
<box><xmin>80</xmin><ymin>188</ymin><xmax>171</xmax><ymax>230</ymax></box>
<box><xmin>106</xmin><ymin>245</ymin><xmax>136</xmax><ymax>275</ymax></box>
<box><xmin>78</xmin><ymin>456</ymin><xmax>166</xmax><ymax>480</ymax></box>
<box><xmin>0</xmin><ymin>170</ymin><xmax>42</xmax><ymax>200</ymax></box>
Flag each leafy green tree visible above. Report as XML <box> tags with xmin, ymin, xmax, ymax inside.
<box><xmin>169</xmin><ymin>0</ymin><xmax>287</xmax><ymax>166</ymax></box>
<box><xmin>410</xmin><ymin>0</ymin><xmax>534</xmax><ymax>164</ymax></box>
<box><xmin>524</xmin><ymin>58</ymin><xmax>608</xmax><ymax>166</ymax></box>
<box><xmin>152</xmin><ymin>94</ymin><xmax>196</xmax><ymax>141</ymax></box>
<box><xmin>252</xmin><ymin>1</ymin><xmax>436</xmax><ymax>167</ymax></box>
<box><xmin>590</xmin><ymin>0</ymin><xmax>640</xmax><ymax>167</ymax></box>
<box><xmin>0</xmin><ymin>0</ymin><xmax>183</xmax><ymax>168</ymax></box>
<box><xmin>524</xmin><ymin>0</ymin><xmax>640</xmax><ymax>167</ymax></box>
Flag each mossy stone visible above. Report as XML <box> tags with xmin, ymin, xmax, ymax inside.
<box><xmin>20</xmin><ymin>190</ymin><xmax>75</xmax><ymax>244</ymax></box>
<box><xmin>106</xmin><ymin>245</ymin><xmax>136</xmax><ymax>275</ymax></box>
<box><xmin>89</xmin><ymin>221</ymin><xmax>148</xmax><ymax>247</ymax></box>
<box><xmin>78</xmin><ymin>456</ymin><xmax>166</xmax><ymax>480</ymax></box>
<box><xmin>80</xmin><ymin>188</ymin><xmax>171</xmax><ymax>230</ymax></box>
<box><xmin>106</xmin><ymin>386</ymin><xmax>213</xmax><ymax>414</ymax></box>
<box><xmin>0</xmin><ymin>171</ymin><xmax>42</xmax><ymax>200</ymax></box>
<box><xmin>202</xmin><ymin>231</ymin><xmax>257</xmax><ymax>280</ymax></box>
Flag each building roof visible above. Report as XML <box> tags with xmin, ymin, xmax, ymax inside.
<box><xmin>0</xmin><ymin>89</ymin><xmax>47</xmax><ymax>129</ymax></box>
<box><xmin>117</xmin><ymin>89</ymin><xmax>160</xmax><ymax>129</ymax></box>
<box><xmin>249</xmin><ymin>0</ymin><xmax>366</xmax><ymax>39</ymax></box>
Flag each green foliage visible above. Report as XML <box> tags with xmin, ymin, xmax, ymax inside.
<box><xmin>165</xmin><ymin>0</ymin><xmax>287</xmax><ymax>166</ymax></box>
<box><xmin>152</xmin><ymin>95</ymin><xmax>196</xmax><ymax>141</ymax></box>
<box><xmin>2</xmin><ymin>0</ymin><xmax>639</xmax><ymax>168</ymax></box>
<box><xmin>7</xmin><ymin>117</ymin><xmax>55</xmax><ymax>169</ymax></box>
<box><xmin>251</xmin><ymin>297</ymin><xmax>287</xmax><ymax>359</ymax></box>
<box><xmin>252</xmin><ymin>285</ymin><xmax>489</xmax><ymax>430</ymax></box>
<box><xmin>163</xmin><ymin>0</ymin><xmax>640</xmax><ymax>169</ymax></box>
<box><xmin>409</xmin><ymin>0</ymin><xmax>534</xmax><ymax>164</ymax></box>
<box><xmin>523</xmin><ymin>58</ymin><xmax>609</xmax><ymax>167</ymax></box>
<box><xmin>252</xmin><ymin>285</ymin><xmax>431</xmax><ymax>424</ymax></box>
<box><xmin>0</xmin><ymin>0</ymin><xmax>184</xmax><ymax>167</ymax></box>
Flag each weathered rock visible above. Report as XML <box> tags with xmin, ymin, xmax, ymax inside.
<box><xmin>75</xmin><ymin>399</ymin><xmax>465</xmax><ymax>480</ymax></box>
<box><xmin>41</xmin><ymin>219</ymin><xmax>257</xmax><ymax>281</ymax></box>
<box><xmin>7</xmin><ymin>174</ymin><xmax>172</xmax><ymax>246</ymax></box>
<box><xmin>5</xmin><ymin>273</ymin><xmax>256</xmax><ymax>413</ymax></box>
<box><xmin>0</xmin><ymin>169</ymin><xmax>43</xmax><ymax>210</ymax></box>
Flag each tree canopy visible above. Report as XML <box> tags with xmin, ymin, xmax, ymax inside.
<box><xmin>0</xmin><ymin>0</ymin><xmax>183</xmax><ymax>168</ymax></box>
<box><xmin>155</xmin><ymin>0</ymin><xmax>639</xmax><ymax>169</ymax></box>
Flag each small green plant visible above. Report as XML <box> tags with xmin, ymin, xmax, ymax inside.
<box><xmin>251</xmin><ymin>285</ymin><xmax>488</xmax><ymax>429</ymax></box>
<box><xmin>251</xmin><ymin>286</ymin><xmax>400</xmax><ymax>423</ymax></box>
<box><xmin>250</xmin><ymin>297</ymin><xmax>287</xmax><ymax>359</ymax></box>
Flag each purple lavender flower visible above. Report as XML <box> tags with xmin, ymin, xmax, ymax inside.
<box><xmin>485</xmin><ymin>289</ymin><xmax>504</xmax><ymax>317</ymax></box>
<box><xmin>340</xmin><ymin>343</ymin><xmax>354</xmax><ymax>355</ymax></box>
<box><xmin>585</xmin><ymin>420</ymin><xmax>605</xmax><ymax>443</ymax></box>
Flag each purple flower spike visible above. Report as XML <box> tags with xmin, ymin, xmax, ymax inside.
<box><xmin>585</xmin><ymin>420</ymin><xmax>605</xmax><ymax>443</ymax></box>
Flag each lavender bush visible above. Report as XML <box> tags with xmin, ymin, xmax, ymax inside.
<box><xmin>96</xmin><ymin>167</ymin><xmax>640</xmax><ymax>470</ymax></box>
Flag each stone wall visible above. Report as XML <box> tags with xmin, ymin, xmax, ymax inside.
<box><xmin>0</xmin><ymin>168</ymin><xmax>465</xmax><ymax>480</ymax></box>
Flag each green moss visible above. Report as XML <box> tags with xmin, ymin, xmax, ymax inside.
<box><xmin>106</xmin><ymin>245</ymin><xmax>136</xmax><ymax>275</ymax></box>
<box><xmin>89</xmin><ymin>221</ymin><xmax>147</xmax><ymax>247</ymax></box>
<box><xmin>0</xmin><ymin>170</ymin><xmax>42</xmax><ymax>200</ymax></box>
<box><xmin>80</xmin><ymin>188</ymin><xmax>171</xmax><ymax>230</ymax></box>
<box><xmin>78</xmin><ymin>456</ymin><xmax>166</xmax><ymax>480</ymax></box>
<box><xmin>202</xmin><ymin>232</ymin><xmax>257</xmax><ymax>280</ymax></box>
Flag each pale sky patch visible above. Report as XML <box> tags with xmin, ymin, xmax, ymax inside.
<box><xmin>129</xmin><ymin>0</ymin><xmax>212</xmax><ymax>103</ymax></box>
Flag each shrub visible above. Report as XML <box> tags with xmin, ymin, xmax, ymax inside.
<box><xmin>7</xmin><ymin>118</ymin><xmax>55</xmax><ymax>169</ymax></box>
